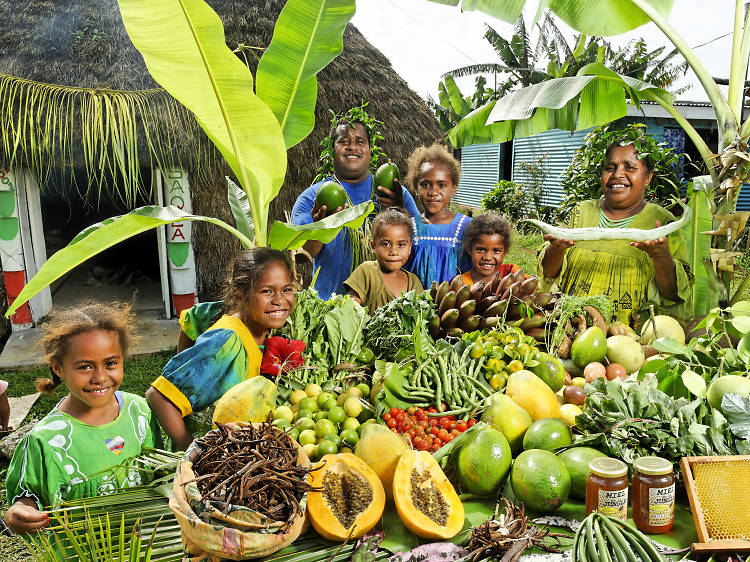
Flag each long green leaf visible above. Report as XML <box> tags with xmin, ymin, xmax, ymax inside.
<box><xmin>448</xmin><ymin>63</ymin><xmax>669</xmax><ymax>146</ymax></box>
<box><xmin>425</xmin><ymin>0</ymin><xmax>673</xmax><ymax>36</ymax></box>
<box><xmin>268</xmin><ymin>201</ymin><xmax>374</xmax><ymax>250</ymax></box>
<box><xmin>5</xmin><ymin>206</ymin><xmax>252</xmax><ymax>317</ymax></box>
<box><xmin>116</xmin><ymin>0</ymin><xmax>286</xmax><ymax>246</ymax></box>
<box><xmin>256</xmin><ymin>0</ymin><xmax>355</xmax><ymax>149</ymax></box>
<box><xmin>443</xmin><ymin>75</ymin><xmax>471</xmax><ymax>116</ymax></box>
<box><xmin>226</xmin><ymin>177</ymin><xmax>255</xmax><ymax>241</ymax></box>
<box><xmin>684</xmin><ymin>176</ymin><xmax>714</xmax><ymax>317</ymax></box>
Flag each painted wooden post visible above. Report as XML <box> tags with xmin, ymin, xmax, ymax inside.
<box><xmin>0</xmin><ymin>168</ymin><xmax>32</xmax><ymax>329</ymax></box>
<box><xmin>161</xmin><ymin>168</ymin><xmax>197</xmax><ymax>316</ymax></box>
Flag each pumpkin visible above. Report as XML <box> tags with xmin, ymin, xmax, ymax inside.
<box><xmin>307</xmin><ymin>453</ymin><xmax>385</xmax><ymax>541</ymax></box>
<box><xmin>393</xmin><ymin>450</ymin><xmax>464</xmax><ymax>539</ymax></box>
<box><xmin>212</xmin><ymin>376</ymin><xmax>277</xmax><ymax>426</ymax></box>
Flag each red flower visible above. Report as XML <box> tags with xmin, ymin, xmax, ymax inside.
<box><xmin>260</xmin><ymin>337</ymin><xmax>306</xmax><ymax>376</ymax></box>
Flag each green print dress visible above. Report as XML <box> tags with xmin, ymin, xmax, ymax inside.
<box><xmin>538</xmin><ymin>199</ymin><xmax>693</xmax><ymax>324</ymax></box>
<box><xmin>6</xmin><ymin>392</ymin><xmax>160</xmax><ymax>508</ymax></box>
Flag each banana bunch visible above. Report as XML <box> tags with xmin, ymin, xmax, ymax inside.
<box><xmin>427</xmin><ymin>269</ymin><xmax>559</xmax><ymax>339</ymax></box>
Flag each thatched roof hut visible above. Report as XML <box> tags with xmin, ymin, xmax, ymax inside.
<box><xmin>0</xmin><ymin>0</ymin><xmax>443</xmax><ymax>313</ymax></box>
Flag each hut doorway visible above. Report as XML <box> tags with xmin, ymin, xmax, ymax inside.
<box><xmin>41</xmin><ymin>167</ymin><xmax>166</xmax><ymax>316</ymax></box>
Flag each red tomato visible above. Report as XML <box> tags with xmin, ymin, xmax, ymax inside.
<box><xmin>450</xmin><ymin>428</ymin><xmax>460</xmax><ymax>436</ymax></box>
<box><xmin>386</xmin><ymin>418</ymin><xmax>397</xmax><ymax>428</ymax></box>
<box><xmin>415</xmin><ymin>425</ymin><xmax>425</xmax><ymax>435</ymax></box>
<box><xmin>431</xmin><ymin>426</ymin><xmax>440</xmax><ymax>436</ymax></box>
<box><xmin>416</xmin><ymin>410</ymin><xmax>427</xmax><ymax>422</ymax></box>
<box><xmin>457</xmin><ymin>420</ymin><xmax>468</xmax><ymax>432</ymax></box>
<box><xmin>383</xmin><ymin>413</ymin><xmax>392</xmax><ymax>422</ymax></box>
<box><xmin>390</xmin><ymin>407</ymin><xmax>402</xmax><ymax>416</ymax></box>
<box><xmin>418</xmin><ymin>420</ymin><xmax>429</xmax><ymax>429</ymax></box>
<box><xmin>427</xmin><ymin>407</ymin><xmax>437</xmax><ymax>414</ymax></box>
<box><xmin>468</xmin><ymin>419</ymin><xmax>477</xmax><ymax>427</ymax></box>
<box><xmin>445</xmin><ymin>434</ymin><xmax>455</xmax><ymax>442</ymax></box>
<box><xmin>433</xmin><ymin>438</ymin><xmax>443</xmax><ymax>447</ymax></box>
<box><xmin>439</xmin><ymin>418</ymin><xmax>452</xmax><ymax>429</ymax></box>
<box><xmin>395</xmin><ymin>412</ymin><xmax>406</xmax><ymax>423</ymax></box>
<box><xmin>408</xmin><ymin>427</ymin><xmax>417</xmax><ymax>438</ymax></box>
<box><xmin>438</xmin><ymin>429</ymin><xmax>449</xmax><ymax>440</ymax></box>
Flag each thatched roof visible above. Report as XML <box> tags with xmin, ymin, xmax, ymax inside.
<box><xmin>0</xmin><ymin>0</ymin><xmax>444</xmax><ymax>299</ymax></box>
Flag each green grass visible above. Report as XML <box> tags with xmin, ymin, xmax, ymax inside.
<box><xmin>0</xmin><ymin>351</ymin><xmax>173</xmax><ymax>561</ymax></box>
<box><xmin>507</xmin><ymin>232</ymin><xmax>543</xmax><ymax>275</ymax></box>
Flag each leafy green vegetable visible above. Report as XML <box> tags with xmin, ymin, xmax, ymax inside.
<box><xmin>721</xmin><ymin>393</ymin><xmax>750</xmax><ymax>440</ymax></box>
<box><xmin>363</xmin><ymin>290</ymin><xmax>436</xmax><ymax>361</ymax></box>
<box><xmin>576</xmin><ymin>375</ymin><xmax>740</xmax><ymax>469</ymax></box>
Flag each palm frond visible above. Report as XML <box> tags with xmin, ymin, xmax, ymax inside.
<box><xmin>444</xmin><ymin>63</ymin><xmax>506</xmax><ymax>78</ymax></box>
<box><xmin>0</xmin><ymin>73</ymin><xmax>214</xmax><ymax>206</ymax></box>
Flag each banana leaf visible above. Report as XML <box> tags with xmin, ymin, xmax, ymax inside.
<box><xmin>425</xmin><ymin>0</ymin><xmax>673</xmax><ymax>37</ymax></box>
<box><xmin>117</xmin><ymin>0</ymin><xmax>286</xmax><ymax>246</ymax></box>
<box><xmin>448</xmin><ymin>63</ymin><xmax>670</xmax><ymax>147</ymax></box>
<box><xmin>226</xmin><ymin>177</ymin><xmax>255</xmax><ymax>241</ymax></box>
<box><xmin>442</xmin><ymin>75</ymin><xmax>471</xmax><ymax>117</ymax></box>
<box><xmin>684</xmin><ymin>176</ymin><xmax>713</xmax><ymax>317</ymax></box>
<box><xmin>256</xmin><ymin>0</ymin><xmax>355</xmax><ymax>149</ymax></box>
<box><xmin>268</xmin><ymin>201</ymin><xmax>374</xmax><ymax>250</ymax></box>
<box><xmin>5</xmin><ymin>206</ymin><xmax>252</xmax><ymax>317</ymax></box>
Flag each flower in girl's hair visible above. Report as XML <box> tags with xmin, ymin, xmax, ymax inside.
<box><xmin>260</xmin><ymin>337</ymin><xmax>306</xmax><ymax>376</ymax></box>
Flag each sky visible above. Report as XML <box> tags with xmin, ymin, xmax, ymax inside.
<box><xmin>350</xmin><ymin>0</ymin><xmax>739</xmax><ymax>104</ymax></box>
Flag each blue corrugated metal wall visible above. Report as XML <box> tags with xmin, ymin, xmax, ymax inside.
<box><xmin>456</xmin><ymin>143</ymin><xmax>501</xmax><ymax>208</ymax></box>
<box><xmin>511</xmin><ymin>129</ymin><xmax>591</xmax><ymax>207</ymax></box>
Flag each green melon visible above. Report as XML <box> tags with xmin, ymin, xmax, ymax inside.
<box><xmin>522</xmin><ymin>418</ymin><xmax>572</xmax><ymax>452</ymax></box>
<box><xmin>373</xmin><ymin>161</ymin><xmax>400</xmax><ymax>190</ymax></box>
<box><xmin>557</xmin><ymin>447</ymin><xmax>608</xmax><ymax>500</ymax></box>
<box><xmin>456</xmin><ymin>426</ymin><xmax>512</xmax><ymax>496</ymax></box>
<box><xmin>511</xmin><ymin>449</ymin><xmax>570</xmax><ymax>513</ymax></box>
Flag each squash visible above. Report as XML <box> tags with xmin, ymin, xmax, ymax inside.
<box><xmin>393</xmin><ymin>450</ymin><xmax>464</xmax><ymax>539</ymax></box>
<box><xmin>307</xmin><ymin>453</ymin><xmax>385</xmax><ymax>541</ymax></box>
<box><xmin>212</xmin><ymin>377</ymin><xmax>277</xmax><ymax>426</ymax></box>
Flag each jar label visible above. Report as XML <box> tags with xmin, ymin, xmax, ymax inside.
<box><xmin>598</xmin><ymin>488</ymin><xmax>628</xmax><ymax>520</ymax></box>
<box><xmin>648</xmin><ymin>484</ymin><xmax>675</xmax><ymax>527</ymax></box>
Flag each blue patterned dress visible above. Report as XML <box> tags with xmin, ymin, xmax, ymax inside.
<box><xmin>407</xmin><ymin>214</ymin><xmax>472</xmax><ymax>288</ymax></box>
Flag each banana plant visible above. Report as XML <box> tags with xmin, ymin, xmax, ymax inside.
<box><xmin>5</xmin><ymin>0</ymin><xmax>369</xmax><ymax>318</ymax></box>
<box><xmin>435</xmin><ymin>0</ymin><xmax>750</xmax><ymax>307</ymax></box>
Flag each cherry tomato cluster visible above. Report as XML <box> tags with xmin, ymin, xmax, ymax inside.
<box><xmin>382</xmin><ymin>406</ymin><xmax>476</xmax><ymax>453</ymax></box>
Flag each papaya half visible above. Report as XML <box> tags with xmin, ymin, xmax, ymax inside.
<box><xmin>307</xmin><ymin>453</ymin><xmax>385</xmax><ymax>541</ymax></box>
<box><xmin>393</xmin><ymin>450</ymin><xmax>464</xmax><ymax>539</ymax></box>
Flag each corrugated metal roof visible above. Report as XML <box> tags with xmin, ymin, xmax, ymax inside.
<box><xmin>457</xmin><ymin>143</ymin><xmax>501</xmax><ymax>208</ymax></box>
<box><xmin>511</xmin><ymin>129</ymin><xmax>591</xmax><ymax>208</ymax></box>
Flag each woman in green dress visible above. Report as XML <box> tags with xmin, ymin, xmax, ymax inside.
<box><xmin>539</xmin><ymin>143</ymin><xmax>693</xmax><ymax>325</ymax></box>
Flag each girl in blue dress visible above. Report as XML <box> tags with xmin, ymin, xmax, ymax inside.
<box><xmin>405</xmin><ymin>143</ymin><xmax>472</xmax><ymax>287</ymax></box>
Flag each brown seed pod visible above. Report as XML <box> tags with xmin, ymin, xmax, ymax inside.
<box><xmin>519</xmin><ymin>313</ymin><xmax>546</xmax><ymax>331</ymax></box>
<box><xmin>455</xmin><ymin>284</ymin><xmax>472</xmax><ymax>308</ymax></box>
<box><xmin>584</xmin><ymin>305</ymin><xmax>607</xmax><ymax>333</ymax></box>
<box><xmin>520</xmin><ymin>277</ymin><xmax>538</xmax><ymax>296</ymax></box>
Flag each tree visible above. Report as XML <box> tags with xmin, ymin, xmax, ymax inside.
<box><xmin>428</xmin><ymin>75</ymin><xmax>496</xmax><ymax>132</ymax></box>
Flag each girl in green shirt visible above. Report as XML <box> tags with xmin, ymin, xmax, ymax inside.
<box><xmin>4</xmin><ymin>302</ymin><xmax>161</xmax><ymax>535</ymax></box>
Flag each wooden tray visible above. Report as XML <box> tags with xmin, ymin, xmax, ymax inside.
<box><xmin>680</xmin><ymin>455</ymin><xmax>750</xmax><ymax>553</ymax></box>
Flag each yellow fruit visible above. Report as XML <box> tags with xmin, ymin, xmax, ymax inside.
<box><xmin>571</xmin><ymin>377</ymin><xmax>586</xmax><ymax>387</ymax></box>
<box><xmin>505</xmin><ymin>370</ymin><xmax>561</xmax><ymax>421</ymax></box>
<box><xmin>560</xmin><ymin>403</ymin><xmax>583</xmax><ymax>426</ymax></box>
<box><xmin>640</xmin><ymin>315</ymin><xmax>685</xmax><ymax>345</ymax></box>
<box><xmin>212</xmin><ymin>377</ymin><xmax>277</xmax><ymax>426</ymax></box>
<box><xmin>354</xmin><ymin>423</ymin><xmax>409</xmax><ymax>499</ymax></box>
<box><xmin>481</xmin><ymin>393</ymin><xmax>532</xmax><ymax>454</ymax></box>
<box><xmin>507</xmin><ymin>359</ymin><xmax>524</xmax><ymax>373</ymax></box>
<box><xmin>606</xmin><ymin>335</ymin><xmax>645</xmax><ymax>374</ymax></box>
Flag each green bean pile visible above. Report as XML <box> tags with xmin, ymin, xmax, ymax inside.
<box><xmin>402</xmin><ymin>346</ymin><xmax>493</xmax><ymax>419</ymax></box>
<box><xmin>573</xmin><ymin>513</ymin><xmax>665</xmax><ymax>562</ymax></box>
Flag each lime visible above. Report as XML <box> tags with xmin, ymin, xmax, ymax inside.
<box><xmin>295</xmin><ymin>417</ymin><xmax>316</xmax><ymax>432</ymax></box>
<box><xmin>271</xmin><ymin>418</ymin><xmax>290</xmax><ymax>429</ymax></box>
<box><xmin>322</xmin><ymin>433</ymin><xmax>341</xmax><ymax>447</ymax></box>
<box><xmin>273</xmin><ymin>405</ymin><xmax>294</xmax><ymax>423</ymax></box>
<box><xmin>315</xmin><ymin>419</ymin><xmax>336</xmax><ymax>438</ymax></box>
<box><xmin>328</xmin><ymin>406</ymin><xmax>347</xmax><ymax>425</ymax></box>
<box><xmin>356</xmin><ymin>382</ymin><xmax>370</xmax><ymax>397</ymax></box>
<box><xmin>317</xmin><ymin>439</ymin><xmax>339</xmax><ymax>457</ymax></box>
<box><xmin>312</xmin><ymin>411</ymin><xmax>328</xmax><ymax>422</ymax></box>
<box><xmin>302</xmin><ymin>443</ymin><xmax>318</xmax><ymax>461</ymax></box>
<box><xmin>304</xmin><ymin>383</ymin><xmax>322</xmax><ymax>397</ymax></box>
<box><xmin>342</xmin><ymin>417</ymin><xmax>360</xmax><ymax>431</ymax></box>
<box><xmin>356</xmin><ymin>348</ymin><xmax>376</xmax><ymax>365</ymax></box>
<box><xmin>296</xmin><ymin>409</ymin><xmax>313</xmax><ymax>421</ymax></box>
<box><xmin>298</xmin><ymin>429</ymin><xmax>317</xmax><ymax>446</ymax></box>
<box><xmin>343</xmin><ymin>396</ymin><xmax>363</xmax><ymax>418</ymax></box>
<box><xmin>287</xmin><ymin>428</ymin><xmax>300</xmax><ymax>442</ymax></box>
<box><xmin>298</xmin><ymin>397</ymin><xmax>319</xmax><ymax>413</ymax></box>
<box><xmin>340</xmin><ymin>428</ymin><xmax>359</xmax><ymax>447</ymax></box>
<box><xmin>317</xmin><ymin>392</ymin><xmax>334</xmax><ymax>409</ymax></box>
<box><xmin>289</xmin><ymin>390</ymin><xmax>307</xmax><ymax>405</ymax></box>
<box><xmin>323</xmin><ymin>398</ymin><xmax>338</xmax><ymax>411</ymax></box>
